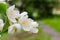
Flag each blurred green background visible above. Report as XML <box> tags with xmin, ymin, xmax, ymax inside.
<box><xmin>5</xmin><ymin>0</ymin><xmax>56</xmax><ymax>19</ymax></box>
<box><xmin>5</xmin><ymin>0</ymin><xmax>60</xmax><ymax>19</ymax></box>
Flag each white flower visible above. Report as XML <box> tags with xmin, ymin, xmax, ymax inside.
<box><xmin>30</xmin><ymin>22</ymin><xmax>38</xmax><ymax>33</ymax></box>
<box><xmin>18</xmin><ymin>14</ymin><xmax>31</xmax><ymax>31</ymax></box>
<box><xmin>6</xmin><ymin>5</ymin><xmax>20</xmax><ymax>23</ymax></box>
<box><xmin>20</xmin><ymin>12</ymin><xmax>28</xmax><ymax>17</ymax></box>
<box><xmin>0</xmin><ymin>19</ymin><xmax>4</xmax><ymax>31</ymax></box>
<box><xmin>18</xmin><ymin>11</ymin><xmax>28</xmax><ymax>24</ymax></box>
<box><xmin>8</xmin><ymin>24</ymin><xmax>21</xmax><ymax>34</ymax></box>
<box><xmin>6</xmin><ymin>6</ymin><xmax>39</xmax><ymax>34</ymax></box>
<box><xmin>21</xmin><ymin>18</ymin><xmax>38</xmax><ymax>33</ymax></box>
<box><xmin>18</xmin><ymin>12</ymin><xmax>39</xmax><ymax>33</ymax></box>
<box><xmin>30</xmin><ymin>22</ymin><xmax>38</xmax><ymax>27</ymax></box>
<box><xmin>20</xmin><ymin>17</ymin><xmax>31</xmax><ymax>31</ymax></box>
<box><xmin>21</xmin><ymin>17</ymin><xmax>38</xmax><ymax>33</ymax></box>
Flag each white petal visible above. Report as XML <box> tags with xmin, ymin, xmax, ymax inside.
<box><xmin>30</xmin><ymin>28</ymin><xmax>38</xmax><ymax>33</ymax></box>
<box><xmin>14</xmin><ymin>24</ymin><xmax>21</xmax><ymax>33</ymax></box>
<box><xmin>20</xmin><ymin>15</ymin><xmax>28</xmax><ymax>24</ymax></box>
<box><xmin>13</xmin><ymin>10</ymin><xmax>20</xmax><ymax>18</ymax></box>
<box><xmin>7</xmin><ymin>5</ymin><xmax>15</xmax><ymax>11</ymax></box>
<box><xmin>9</xmin><ymin>18</ymin><xmax>17</xmax><ymax>23</ymax></box>
<box><xmin>21</xmin><ymin>12</ymin><xmax>28</xmax><ymax>18</ymax></box>
<box><xmin>31</xmin><ymin>22</ymin><xmax>38</xmax><ymax>27</ymax></box>
<box><xmin>0</xmin><ymin>19</ymin><xmax>4</xmax><ymax>31</ymax></box>
<box><xmin>7</xmin><ymin>10</ymin><xmax>19</xmax><ymax>19</ymax></box>
<box><xmin>14</xmin><ymin>10</ymin><xmax>20</xmax><ymax>14</ymax></box>
<box><xmin>7</xmin><ymin>5</ymin><xmax>20</xmax><ymax>23</ymax></box>
<box><xmin>8</xmin><ymin>24</ymin><xmax>21</xmax><ymax>34</ymax></box>
<box><xmin>28</xmin><ymin>18</ymin><xmax>34</xmax><ymax>22</ymax></box>
<box><xmin>0</xmin><ymin>19</ymin><xmax>4</xmax><ymax>24</ymax></box>
<box><xmin>7</xmin><ymin>5</ymin><xmax>15</xmax><ymax>16</ymax></box>
<box><xmin>8</xmin><ymin>25</ymin><xmax>14</xmax><ymax>34</ymax></box>
<box><xmin>21</xmin><ymin>14</ymin><xmax>28</xmax><ymax>19</ymax></box>
<box><xmin>23</xmin><ymin>26</ymin><xmax>31</xmax><ymax>31</ymax></box>
<box><xmin>21</xmin><ymin>12</ymin><xmax>28</xmax><ymax>16</ymax></box>
<box><xmin>0</xmin><ymin>24</ymin><xmax>4</xmax><ymax>31</ymax></box>
<box><xmin>18</xmin><ymin>12</ymin><xmax>28</xmax><ymax>24</ymax></box>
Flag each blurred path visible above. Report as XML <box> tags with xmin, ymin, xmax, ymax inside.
<box><xmin>39</xmin><ymin>21</ymin><xmax>60</xmax><ymax>40</ymax></box>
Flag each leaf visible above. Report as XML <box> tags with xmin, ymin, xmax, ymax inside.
<box><xmin>0</xmin><ymin>3</ymin><xmax>8</xmax><ymax>15</ymax></box>
<box><xmin>2</xmin><ymin>17</ymin><xmax>10</xmax><ymax>33</ymax></box>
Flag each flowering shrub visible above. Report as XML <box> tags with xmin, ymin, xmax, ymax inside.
<box><xmin>0</xmin><ymin>5</ymin><xmax>38</xmax><ymax>34</ymax></box>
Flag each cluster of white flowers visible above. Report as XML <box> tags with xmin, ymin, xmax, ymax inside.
<box><xmin>0</xmin><ymin>5</ymin><xmax>38</xmax><ymax>34</ymax></box>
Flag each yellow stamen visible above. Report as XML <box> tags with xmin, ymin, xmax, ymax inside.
<box><xmin>22</xmin><ymin>20</ymin><xmax>28</xmax><ymax>26</ymax></box>
<box><xmin>16</xmin><ymin>17</ymin><xmax>20</xmax><ymax>23</ymax></box>
<box><xmin>13</xmin><ymin>26</ymin><xmax>16</xmax><ymax>30</ymax></box>
<box><xmin>10</xmin><ymin>11</ymin><xmax>14</xmax><ymax>16</ymax></box>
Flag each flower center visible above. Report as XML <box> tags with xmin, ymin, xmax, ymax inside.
<box><xmin>16</xmin><ymin>17</ymin><xmax>20</xmax><ymax>22</ymax></box>
<box><xmin>10</xmin><ymin>11</ymin><xmax>14</xmax><ymax>16</ymax></box>
<box><xmin>13</xmin><ymin>26</ymin><xmax>16</xmax><ymax>30</ymax></box>
<box><xmin>22</xmin><ymin>20</ymin><xmax>28</xmax><ymax>26</ymax></box>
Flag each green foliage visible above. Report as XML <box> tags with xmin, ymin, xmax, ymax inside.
<box><xmin>32</xmin><ymin>10</ymin><xmax>40</xmax><ymax>19</ymax></box>
<box><xmin>2</xmin><ymin>17</ymin><xmax>10</xmax><ymax>33</ymax></box>
<box><xmin>0</xmin><ymin>3</ymin><xmax>8</xmax><ymax>15</ymax></box>
<box><xmin>21</xmin><ymin>0</ymin><xmax>55</xmax><ymax>18</ymax></box>
<box><xmin>8</xmin><ymin>0</ymin><xmax>57</xmax><ymax>19</ymax></box>
<box><xmin>0</xmin><ymin>3</ymin><xmax>9</xmax><ymax>33</ymax></box>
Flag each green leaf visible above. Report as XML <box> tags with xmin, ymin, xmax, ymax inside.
<box><xmin>2</xmin><ymin>17</ymin><xmax>10</xmax><ymax>33</ymax></box>
<box><xmin>0</xmin><ymin>3</ymin><xmax>8</xmax><ymax>15</ymax></box>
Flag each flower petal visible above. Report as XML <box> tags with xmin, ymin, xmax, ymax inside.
<box><xmin>31</xmin><ymin>22</ymin><xmax>38</xmax><ymax>27</ymax></box>
<box><xmin>21</xmin><ymin>12</ymin><xmax>28</xmax><ymax>18</ymax></box>
<box><xmin>13</xmin><ymin>10</ymin><xmax>20</xmax><ymax>18</ymax></box>
<box><xmin>8</xmin><ymin>24</ymin><xmax>21</xmax><ymax>34</ymax></box>
<box><xmin>23</xmin><ymin>26</ymin><xmax>31</xmax><ymax>31</ymax></box>
<box><xmin>7</xmin><ymin>5</ymin><xmax>15</xmax><ymax>11</ymax></box>
<box><xmin>7</xmin><ymin>5</ymin><xmax>15</xmax><ymax>16</ymax></box>
<box><xmin>14</xmin><ymin>24</ymin><xmax>21</xmax><ymax>33</ymax></box>
<box><xmin>8</xmin><ymin>25</ymin><xmax>14</xmax><ymax>34</ymax></box>
<box><xmin>30</xmin><ymin>28</ymin><xmax>38</xmax><ymax>33</ymax></box>
<box><xmin>9</xmin><ymin>18</ymin><xmax>17</xmax><ymax>23</ymax></box>
<box><xmin>21</xmin><ymin>12</ymin><xmax>28</xmax><ymax>16</ymax></box>
<box><xmin>0</xmin><ymin>19</ymin><xmax>4</xmax><ymax>24</ymax></box>
<box><xmin>28</xmin><ymin>18</ymin><xmax>34</xmax><ymax>22</ymax></box>
<box><xmin>7</xmin><ymin>5</ymin><xmax>20</xmax><ymax>23</ymax></box>
<box><xmin>0</xmin><ymin>19</ymin><xmax>4</xmax><ymax>31</ymax></box>
<box><xmin>0</xmin><ymin>24</ymin><xmax>4</xmax><ymax>31</ymax></box>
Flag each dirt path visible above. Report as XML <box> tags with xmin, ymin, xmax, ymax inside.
<box><xmin>39</xmin><ymin>21</ymin><xmax>60</xmax><ymax>40</ymax></box>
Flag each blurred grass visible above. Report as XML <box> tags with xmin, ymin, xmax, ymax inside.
<box><xmin>42</xmin><ymin>17</ymin><xmax>60</xmax><ymax>32</ymax></box>
<box><xmin>1</xmin><ymin>26</ymin><xmax>51</xmax><ymax>40</ymax></box>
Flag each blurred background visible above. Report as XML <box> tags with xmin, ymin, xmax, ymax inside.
<box><xmin>1</xmin><ymin>0</ymin><xmax>60</xmax><ymax>40</ymax></box>
<box><xmin>0</xmin><ymin>0</ymin><xmax>60</xmax><ymax>20</ymax></box>
<box><xmin>6</xmin><ymin>0</ymin><xmax>60</xmax><ymax>19</ymax></box>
